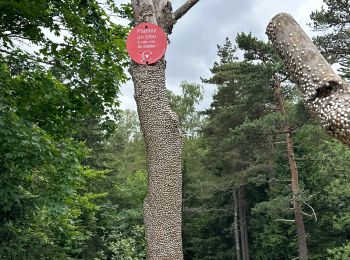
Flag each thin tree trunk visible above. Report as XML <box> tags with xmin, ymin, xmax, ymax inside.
<box><xmin>238</xmin><ymin>186</ymin><xmax>250</xmax><ymax>260</ymax></box>
<box><xmin>286</xmin><ymin>131</ymin><xmax>308</xmax><ymax>260</ymax></box>
<box><xmin>233</xmin><ymin>189</ymin><xmax>241</xmax><ymax>260</ymax></box>
<box><xmin>129</xmin><ymin>1</ymin><xmax>200</xmax><ymax>259</ymax></box>
<box><xmin>266</xmin><ymin>13</ymin><xmax>350</xmax><ymax>147</ymax></box>
<box><xmin>267</xmin><ymin>152</ymin><xmax>276</xmax><ymax>189</ymax></box>
<box><xmin>274</xmin><ymin>76</ymin><xmax>308</xmax><ymax>260</ymax></box>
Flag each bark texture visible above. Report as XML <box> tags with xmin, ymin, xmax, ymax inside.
<box><xmin>129</xmin><ymin>1</ymin><xmax>200</xmax><ymax>259</ymax></box>
<box><xmin>274</xmin><ymin>77</ymin><xmax>308</xmax><ymax>260</ymax></box>
<box><xmin>173</xmin><ymin>0</ymin><xmax>200</xmax><ymax>21</ymax></box>
<box><xmin>266</xmin><ymin>13</ymin><xmax>350</xmax><ymax>146</ymax></box>
<box><xmin>130</xmin><ymin>61</ymin><xmax>183</xmax><ymax>260</ymax></box>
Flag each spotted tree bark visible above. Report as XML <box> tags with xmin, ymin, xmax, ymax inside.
<box><xmin>266</xmin><ymin>13</ymin><xmax>350</xmax><ymax>146</ymax></box>
<box><xmin>129</xmin><ymin>1</ymin><xmax>200</xmax><ymax>259</ymax></box>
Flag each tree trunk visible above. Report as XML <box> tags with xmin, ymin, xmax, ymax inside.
<box><xmin>287</xmin><ymin>131</ymin><xmax>308</xmax><ymax>260</ymax></box>
<box><xmin>266</xmin><ymin>13</ymin><xmax>350</xmax><ymax>147</ymax></box>
<box><xmin>267</xmin><ymin>149</ymin><xmax>276</xmax><ymax>189</ymax></box>
<box><xmin>130</xmin><ymin>61</ymin><xmax>183</xmax><ymax>260</ymax></box>
<box><xmin>274</xmin><ymin>76</ymin><xmax>308</xmax><ymax>260</ymax></box>
<box><xmin>129</xmin><ymin>1</ymin><xmax>200</xmax><ymax>259</ymax></box>
<box><xmin>238</xmin><ymin>186</ymin><xmax>250</xmax><ymax>260</ymax></box>
<box><xmin>233</xmin><ymin>189</ymin><xmax>241</xmax><ymax>260</ymax></box>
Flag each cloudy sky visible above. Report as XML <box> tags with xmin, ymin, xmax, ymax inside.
<box><xmin>118</xmin><ymin>0</ymin><xmax>324</xmax><ymax>110</ymax></box>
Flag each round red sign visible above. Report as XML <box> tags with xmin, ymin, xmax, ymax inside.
<box><xmin>126</xmin><ymin>23</ymin><xmax>168</xmax><ymax>65</ymax></box>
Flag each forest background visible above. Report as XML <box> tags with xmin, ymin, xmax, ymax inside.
<box><xmin>1</xmin><ymin>0</ymin><xmax>350</xmax><ymax>259</ymax></box>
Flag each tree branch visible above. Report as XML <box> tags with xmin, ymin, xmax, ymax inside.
<box><xmin>273</xmin><ymin>141</ymin><xmax>287</xmax><ymax>144</ymax></box>
<box><xmin>303</xmin><ymin>202</ymin><xmax>317</xmax><ymax>221</ymax></box>
<box><xmin>266</xmin><ymin>13</ymin><xmax>350</xmax><ymax>146</ymax></box>
<box><xmin>173</xmin><ymin>0</ymin><xmax>200</xmax><ymax>21</ymax></box>
<box><xmin>274</xmin><ymin>218</ymin><xmax>295</xmax><ymax>223</ymax></box>
<box><xmin>0</xmin><ymin>49</ymin><xmax>12</xmax><ymax>55</ymax></box>
<box><xmin>184</xmin><ymin>207</ymin><xmax>231</xmax><ymax>214</ymax></box>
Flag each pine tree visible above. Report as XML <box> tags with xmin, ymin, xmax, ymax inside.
<box><xmin>310</xmin><ymin>0</ymin><xmax>350</xmax><ymax>79</ymax></box>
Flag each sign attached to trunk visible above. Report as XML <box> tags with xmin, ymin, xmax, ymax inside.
<box><xmin>126</xmin><ymin>23</ymin><xmax>167</xmax><ymax>65</ymax></box>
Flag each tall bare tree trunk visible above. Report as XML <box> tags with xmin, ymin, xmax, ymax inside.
<box><xmin>266</xmin><ymin>13</ymin><xmax>350</xmax><ymax>147</ymax></box>
<box><xmin>233</xmin><ymin>189</ymin><xmax>241</xmax><ymax>260</ymax></box>
<box><xmin>129</xmin><ymin>1</ymin><xmax>200</xmax><ymax>259</ymax></box>
<box><xmin>238</xmin><ymin>186</ymin><xmax>250</xmax><ymax>260</ymax></box>
<box><xmin>287</xmin><ymin>131</ymin><xmax>308</xmax><ymax>260</ymax></box>
<box><xmin>274</xmin><ymin>76</ymin><xmax>308</xmax><ymax>260</ymax></box>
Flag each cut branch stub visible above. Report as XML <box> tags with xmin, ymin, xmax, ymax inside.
<box><xmin>266</xmin><ymin>13</ymin><xmax>350</xmax><ymax>146</ymax></box>
<box><xmin>173</xmin><ymin>0</ymin><xmax>200</xmax><ymax>21</ymax></box>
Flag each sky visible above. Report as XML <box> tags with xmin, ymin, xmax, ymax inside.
<box><xmin>117</xmin><ymin>0</ymin><xmax>325</xmax><ymax>110</ymax></box>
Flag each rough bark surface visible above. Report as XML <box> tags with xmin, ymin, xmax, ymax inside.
<box><xmin>129</xmin><ymin>1</ymin><xmax>200</xmax><ymax>259</ymax></box>
<box><xmin>266</xmin><ymin>13</ymin><xmax>350</xmax><ymax>146</ymax></box>
<box><xmin>274</xmin><ymin>77</ymin><xmax>308</xmax><ymax>260</ymax></box>
<box><xmin>130</xmin><ymin>61</ymin><xmax>183</xmax><ymax>260</ymax></box>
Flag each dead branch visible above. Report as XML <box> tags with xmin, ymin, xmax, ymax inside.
<box><xmin>173</xmin><ymin>0</ymin><xmax>200</xmax><ymax>21</ymax></box>
<box><xmin>303</xmin><ymin>202</ymin><xmax>317</xmax><ymax>221</ymax></box>
<box><xmin>274</xmin><ymin>219</ymin><xmax>295</xmax><ymax>223</ymax></box>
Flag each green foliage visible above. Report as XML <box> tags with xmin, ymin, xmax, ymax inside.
<box><xmin>167</xmin><ymin>81</ymin><xmax>204</xmax><ymax>136</ymax></box>
<box><xmin>76</xmin><ymin>111</ymin><xmax>147</xmax><ymax>260</ymax></box>
<box><xmin>0</xmin><ymin>57</ymin><xmax>95</xmax><ymax>258</ymax></box>
<box><xmin>0</xmin><ymin>1</ymin><xmax>139</xmax><ymax>259</ymax></box>
<box><xmin>0</xmin><ymin>114</ymin><xmax>103</xmax><ymax>258</ymax></box>
<box><xmin>183</xmin><ymin>31</ymin><xmax>350</xmax><ymax>260</ymax></box>
<box><xmin>183</xmin><ymin>35</ymin><xmax>280</xmax><ymax>260</ymax></box>
<box><xmin>92</xmin><ymin>170</ymin><xmax>147</xmax><ymax>260</ymax></box>
<box><xmin>3</xmin><ymin>1</ymin><xmax>350</xmax><ymax>259</ymax></box>
<box><xmin>116</xmin><ymin>170</ymin><xmax>147</xmax><ymax>208</ymax></box>
<box><xmin>216</xmin><ymin>37</ymin><xmax>238</xmax><ymax>64</ymax></box>
<box><xmin>311</xmin><ymin>0</ymin><xmax>350</xmax><ymax>79</ymax></box>
<box><xmin>0</xmin><ymin>0</ymin><xmax>129</xmax><ymax>139</ymax></box>
<box><xmin>327</xmin><ymin>242</ymin><xmax>350</xmax><ymax>260</ymax></box>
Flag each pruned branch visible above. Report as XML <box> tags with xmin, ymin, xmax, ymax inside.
<box><xmin>184</xmin><ymin>207</ymin><xmax>231</xmax><ymax>214</ymax></box>
<box><xmin>273</xmin><ymin>141</ymin><xmax>287</xmax><ymax>144</ymax></box>
<box><xmin>173</xmin><ymin>0</ymin><xmax>200</xmax><ymax>21</ymax></box>
<box><xmin>301</xmin><ymin>211</ymin><xmax>313</xmax><ymax>218</ymax></box>
<box><xmin>268</xmin><ymin>178</ymin><xmax>291</xmax><ymax>182</ymax></box>
<box><xmin>274</xmin><ymin>218</ymin><xmax>295</xmax><ymax>223</ymax></box>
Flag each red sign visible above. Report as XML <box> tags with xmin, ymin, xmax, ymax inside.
<box><xmin>126</xmin><ymin>23</ymin><xmax>167</xmax><ymax>65</ymax></box>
